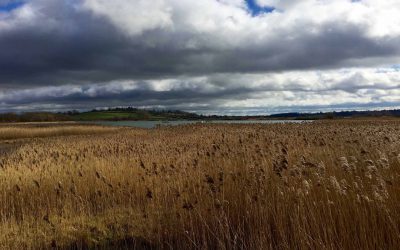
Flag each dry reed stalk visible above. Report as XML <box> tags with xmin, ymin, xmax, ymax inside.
<box><xmin>0</xmin><ymin>120</ymin><xmax>399</xmax><ymax>249</ymax></box>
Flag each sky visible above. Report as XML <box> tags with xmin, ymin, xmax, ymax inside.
<box><xmin>0</xmin><ymin>0</ymin><xmax>400</xmax><ymax>114</ymax></box>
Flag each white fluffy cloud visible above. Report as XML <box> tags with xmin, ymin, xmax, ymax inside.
<box><xmin>255</xmin><ymin>0</ymin><xmax>308</xmax><ymax>9</ymax></box>
<box><xmin>82</xmin><ymin>0</ymin><xmax>173</xmax><ymax>36</ymax></box>
<box><xmin>76</xmin><ymin>0</ymin><xmax>400</xmax><ymax>51</ymax></box>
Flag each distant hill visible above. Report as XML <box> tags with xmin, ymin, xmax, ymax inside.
<box><xmin>0</xmin><ymin>109</ymin><xmax>203</xmax><ymax>123</ymax></box>
<box><xmin>0</xmin><ymin>108</ymin><xmax>400</xmax><ymax>123</ymax></box>
<box><xmin>70</xmin><ymin>108</ymin><xmax>202</xmax><ymax>121</ymax></box>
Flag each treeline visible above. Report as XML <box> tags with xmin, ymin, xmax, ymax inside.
<box><xmin>93</xmin><ymin>107</ymin><xmax>202</xmax><ymax>118</ymax></box>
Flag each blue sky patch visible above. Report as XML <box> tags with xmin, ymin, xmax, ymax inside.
<box><xmin>0</xmin><ymin>1</ymin><xmax>24</xmax><ymax>12</ymax></box>
<box><xmin>246</xmin><ymin>0</ymin><xmax>275</xmax><ymax>16</ymax></box>
<box><xmin>392</xmin><ymin>65</ymin><xmax>400</xmax><ymax>71</ymax></box>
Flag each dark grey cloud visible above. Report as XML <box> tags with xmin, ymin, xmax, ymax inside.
<box><xmin>1</xmin><ymin>68</ymin><xmax>400</xmax><ymax>114</ymax></box>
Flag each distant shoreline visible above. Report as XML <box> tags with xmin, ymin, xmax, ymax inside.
<box><xmin>1</xmin><ymin>108</ymin><xmax>400</xmax><ymax>123</ymax></box>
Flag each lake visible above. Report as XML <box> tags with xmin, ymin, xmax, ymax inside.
<box><xmin>87</xmin><ymin>120</ymin><xmax>312</xmax><ymax>129</ymax></box>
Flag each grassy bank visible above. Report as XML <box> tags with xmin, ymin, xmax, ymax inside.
<box><xmin>0</xmin><ymin>121</ymin><xmax>399</xmax><ymax>249</ymax></box>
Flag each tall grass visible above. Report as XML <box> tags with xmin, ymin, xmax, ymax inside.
<box><xmin>0</xmin><ymin>124</ymin><xmax>118</xmax><ymax>140</ymax></box>
<box><xmin>0</xmin><ymin>120</ymin><xmax>399</xmax><ymax>249</ymax></box>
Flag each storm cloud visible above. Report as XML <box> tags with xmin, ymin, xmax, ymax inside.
<box><xmin>0</xmin><ymin>0</ymin><xmax>400</xmax><ymax>113</ymax></box>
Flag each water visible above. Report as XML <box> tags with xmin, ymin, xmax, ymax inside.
<box><xmin>86</xmin><ymin>120</ymin><xmax>312</xmax><ymax>129</ymax></box>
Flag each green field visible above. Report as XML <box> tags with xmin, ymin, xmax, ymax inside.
<box><xmin>72</xmin><ymin>111</ymin><xmax>151</xmax><ymax>121</ymax></box>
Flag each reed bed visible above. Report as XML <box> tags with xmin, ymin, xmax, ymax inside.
<box><xmin>0</xmin><ymin>120</ymin><xmax>399</xmax><ymax>249</ymax></box>
<box><xmin>0</xmin><ymin>124</ymin><xmax>118</xmax><ymax>141</ymax></box>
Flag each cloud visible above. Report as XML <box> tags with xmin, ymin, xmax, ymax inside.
<box><xmin>82</xmin><ymin>0</ymin><xmax>173</xmax><ymax>36</ymax></box>
<box><xmin>1</xmin><ymin>68</ymin><xmax>400</xmax><ymax>114</ymax></box>
<box><xmin>255</xmin><ymin>0</ymin><xmax>305</xmax><ymax>9</ymax></box>
<box><xmin>0</xmin><ymin>0</ymin><xmax>400</xmax><ymax>113</ymax></box>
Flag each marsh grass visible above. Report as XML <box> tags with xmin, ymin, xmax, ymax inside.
<box><xmin>0</xmin><ymin>124</ymin><xmax>118</xmax><ymax>140</ymax></box>
<box><xmin>0</xmin><ymin>120</ymin><xmax>400</xmax><ymax>249</ymax></box>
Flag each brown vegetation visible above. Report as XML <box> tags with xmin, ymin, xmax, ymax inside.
<box><xmin>0</xmin><ymin>120</ymin><xmax>400</xmax><ymax>249</ymax></box>
<box><xmin>0</xmin><ymin>123</ymin><xmax>118</xmax><ymax>140</ymax></box>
